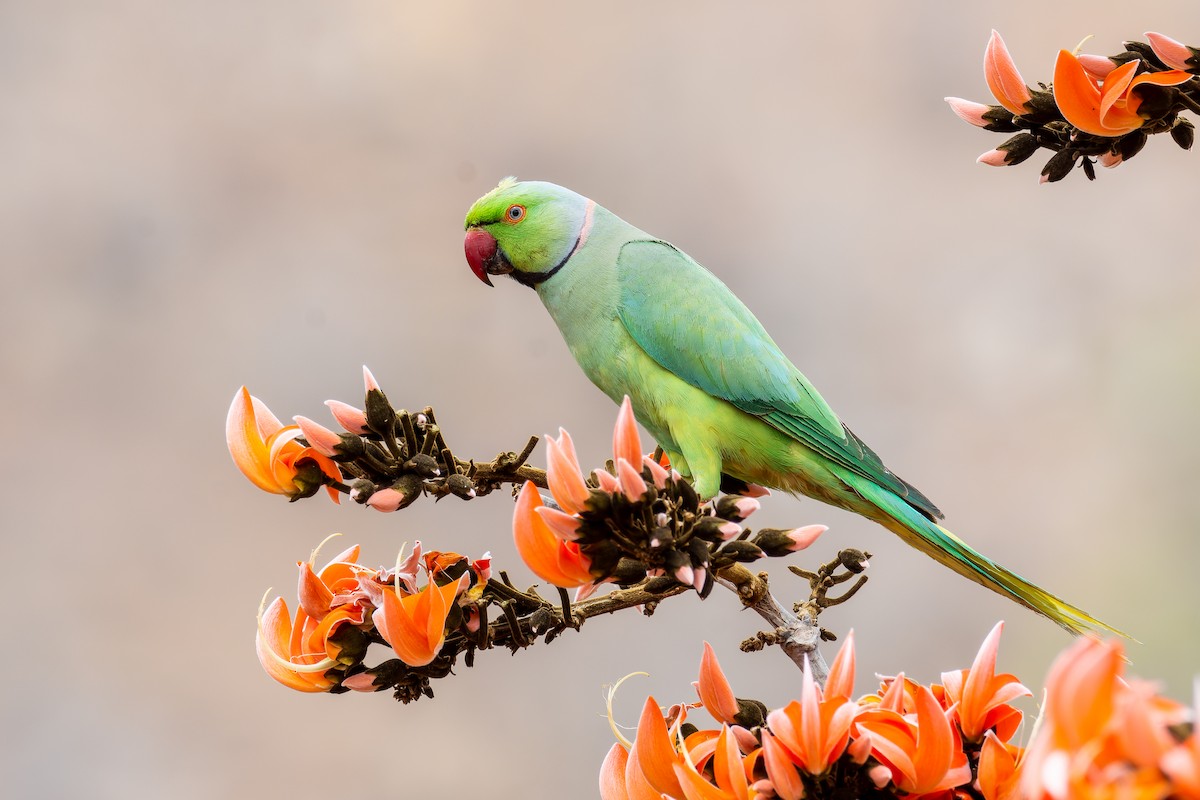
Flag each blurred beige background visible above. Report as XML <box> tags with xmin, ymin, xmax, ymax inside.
<box><xmin>4</xmin><ymin>1</ymin><xmax>1199</xmax><ymax>796</ymax></box>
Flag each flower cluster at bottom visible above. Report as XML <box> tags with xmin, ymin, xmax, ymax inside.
<box><xmin>601</xmin><ymin>625</ymin><xmax>1200</xmax><ymax>799</ymax></box>
<box><xmin>256</xmin><ymin>537</ymin><xmax>489</xmax><ymax>700</ymax></box>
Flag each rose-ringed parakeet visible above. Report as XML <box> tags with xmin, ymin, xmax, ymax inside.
<box><xmin>463</xmin><ymin>177</ymin><xmax>1116</xmax><ymax>635</ymax></box>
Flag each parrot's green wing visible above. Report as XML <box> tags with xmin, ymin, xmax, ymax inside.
<box><xmin>615</xmin><ymin>239</ymin><xmax>942</xmax><ymax>521</ymax></box>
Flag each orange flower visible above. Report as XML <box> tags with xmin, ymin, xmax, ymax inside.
<box><xmin>977</xmin><ymin>731</ymin><xmax>1022</xmax><ymax>800</ymax></box>
<box><xmin>226</xmin><ymin>386</ymin><xmax>341</xmax><ymax>502</ymax></box>
<box><xmin>696</xmin><ymin>642</ymin><xmax>740</xmax><ymax>726</ymax></box>
<box><xmin>854</xmin><ymin>682</ymin><xmax>971</xmax><ymax>795</ymax></box>
<box><xmin>941</xmin><ymin>621</ymin><xmax>1031</xmax><ymax>742</ymax></box>
<box><xmin>373</xmin><ymin>571</ymin><xmax>465</xmax><ymax>667</ymax></box>
<box><xmin>633</xmin><ymin>696</ymin><xmax>688</xmax><ymax>798</ymax></box>
<box><xmin>985</xmin><ymin>30</ymin><xmax>1034</xmax><ymax>115</ymax></box>
<box><xmin>512</xmin><ymin>480</ymin><xmax>594</xmax><ymax>588</ymax></box>
<box><xmin>1016</xmin><ymin>637</ymin><xmax>1181</xmax><ymax>799</ymax></box>
<box><xmin>1053</xmin><ymin>50</ymin><xmax>1192</xmax><ymax>137</ymax></box>
<box><xmin>256</xmin><ymin>595</ymin><xmax>347</xmax><ymax>692</ymax></box>
<box><xmin>764</xmin><ymin>657</ymin><xmax>856</xmax><ymax>777</ymax></box>
<box><xmin>1162</xmin><ymin>718</ymin><xmax>1200</xmax><ymax>798</ymax></box>
<box><xmin>672</xmin><ymin>726</ymin><xmax>750</xmax><ymax>800</ymax></box>
<box><xmin>296</xmin><ymin>540</ymin><xmax>366</xmax><ymax>621</ymax></box>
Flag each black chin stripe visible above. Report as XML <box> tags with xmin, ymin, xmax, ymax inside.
<box><xmin>510</xmin><ymin>233</ymin><xmax>582</xmax><ymax>288</ymax></box>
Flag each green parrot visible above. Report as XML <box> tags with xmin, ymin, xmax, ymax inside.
<box><xmin>463</xmin><ymin>177</ymin><xmax>1117</xmax><ymax>635</ymax></box>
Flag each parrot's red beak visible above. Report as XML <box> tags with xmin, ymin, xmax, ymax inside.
<box><xmin>464</xmin><ymin>228</ymin><xmax>499</xmax><ymax>287</ymax></box>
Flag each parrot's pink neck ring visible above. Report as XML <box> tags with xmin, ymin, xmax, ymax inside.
<box><xmin>574</xmin><ymin>200</ymin><xmax>596</xmax><ymax>252</ymax></box>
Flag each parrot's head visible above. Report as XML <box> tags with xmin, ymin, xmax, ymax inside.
<box><xmin>463</xmin><ymin>178</ymin><xmax>591</xmax><ymax>288</ymax></box>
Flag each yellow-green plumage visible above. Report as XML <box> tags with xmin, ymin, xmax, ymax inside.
<box><xmin>463</xmin><ymin>179</ymin><xmax>1120</xmax><ymax>636</ymax></box>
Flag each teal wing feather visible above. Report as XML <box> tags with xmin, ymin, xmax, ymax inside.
<box><xmin>615</xmin><ymin>239</ymin><xmax>942</xmax><ymax>520</ymax></box>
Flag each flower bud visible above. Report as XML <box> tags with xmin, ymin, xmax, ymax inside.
<box><xmin>446</xmin><ymin>473</ymin><xmax>476</xmax><ymax>499</ymax></box>
<box><xmin>404</xmin><ymin>453</ymin><xmax>442</xmax><ymax>478</ymax></box>
<box><xmin>1039</xmin><ymin>149</ymin><xmax>1077</xmax><ymax>183</ymax></box>
<box><xmin>717</xmin><ymin>540</ymin><xmax>765</xmax><ymax>563</ymax></box>
<box><xmin>1171</xmin><ymin>119</ymin><xmax>1195</xmax><ymax>150</ymax></box>
<box><xmin>838</xmin><ymin>548</ymin><xmax>871</xmax><ymax>573</ymax></box>
<box><xmin>364</xmin><ymin>389</ymin><xmax>396</xmax><ymax>435</ymax></box>
<box><xmin>715</xmin><ymin>495</ymin><xmax>759</xmax><ymax>522</ymax></box>
<box><xmin>753</xmin><ymin>525</ymin><xmax>826</xmax><ymax>556</ymax></box>
<box><xmin>996</xmin><ymin>132</ymin><xmax>1040</xmax><ymax>165</ymax></box>
<box><xmin>348</xmin><ymin>477</ymin><xmax>377</xmax><ymax>503</ymax></box>
<box><xmin>366</xmin><ymin>488</ymin><xmax>404</xmax><ymax>512</ymax></box>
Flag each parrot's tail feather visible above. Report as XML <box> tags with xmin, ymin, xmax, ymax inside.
<box><xmin>842</xmin><ymin>473</ymin><xmax>1126</xmax><ymax>637</ymax></box>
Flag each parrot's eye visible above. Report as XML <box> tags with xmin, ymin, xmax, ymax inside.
<box><xmin>505</xmin><ymin>204</ymin><xmax>526</xmax><ymax>223</ymax></box>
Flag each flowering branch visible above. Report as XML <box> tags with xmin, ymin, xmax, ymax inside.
<box><xmin>948</xmin><ymin>30</ymin><xmax>1199</xmax><ymax>181</ymax></box>
<box><xmin>233</xmin><ymin>368</ymin><xmax>877</xmax><ymax>702</ymax></box>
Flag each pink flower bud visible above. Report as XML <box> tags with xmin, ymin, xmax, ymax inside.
<box><xmin>1077</xmin><ymin>54</ymin><xmax>1118</xmax><ymax>79</ymax></box>
<box><xmin>616</xmin><ymin>458</ymin><xmax>648</xmax><ymax>501</ymax></box>
<box><xmin>1146</xmin><ymin>32</ymin><xmax>1195</xmax><ymax>72</ymax></box>
<box><xmin>719</xmin><ymin>521</ymin><xmax>742</xmax><ymax>541</ymax></box>
<box><xmin>869</xmin><ymin>765</ymin><xmax>892</xmax><ymax>789</ymax></box>
<box><xmin>341</xmin><ymin>672</ymin><xmax>379</xmax><ymax>692</ymax></box>
<box><xmin>367</xmin><ymin>488</ymin><xmax>404</xmax><ymax>512</ymax></box>
<box><xmin>733</xmin><ymin>497</ymin><xmax>759</xmax><ymax>519</ymax></box>
<box><xmin>944</xmin><ymin>96</ymin><xmax>992</xmax><ymax>128</ymax></box>
<box><xmin>786</xmin><ymin>524</ymin><xmax>826</xmax><ymax>551</ymax></box>
<box><xmin>977</xmin><ymin>149</ymin><xmax>1009</xmax><ymax>167</ymax></box>
<box><xmin>593</xmin><ymin>468</ymin><xmax>619</xmax><ymax>493</ymax></box>
<box><xmin>325</xmin><ymin>399</ymin><xmax>369</xmax><ymax>434</ymax></box>
<box><xmin>535</xmin><ymin>505</ymin><xmax>584</xmax><ymax>542</ymax></box>
<box><xmin>643</xmin><ymin>455</ymin><xmax>670</xmax><ymax>489</ymax></box>
<box><xmin>293</xmin><ymin>415</ymin><xmax>342</xmax><ymax>457</ymax></box>
<box><xmin>362</xmin><ymin>364</ymin><xmax>381</xmax><ymax>393</ymax></box>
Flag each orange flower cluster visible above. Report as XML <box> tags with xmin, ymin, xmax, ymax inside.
<box><xmin>256</xmin><ymin>537</ymin><xmax>487</xmax><ymax>693</ymax></box>
<box><xmin>601</xmin><ymin>625</ymin><xmax>1200</xmax><ymax>800</ymax></box>
<box><xmin>227</xmin><ymin>386</ymin><xmax>343</xmax><ymax>502</ymax></box>
<box><xmin>1020</xmin><ymin>637</ymin><xmax>1199</xmax><ymax>799</ymax></box>
<box><xmin>514</xmin><ymin>397</ymin><xmax>823</xmax><ymax>597</ymax></box>
<box><xmin>227</xmin><ymin>367</ymin><xmax>476</xmax><ymax>513</ymax></box>
<box><xmin>947</xmin><ymin>31</ymin><xmax>1198</xmax><ymax>182</ymax></box>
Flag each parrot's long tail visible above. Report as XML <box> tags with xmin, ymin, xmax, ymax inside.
<box><xmin>841</xmin><ymin>472</ymin><xmax>1126</xmax><ymax>637</ymax></box>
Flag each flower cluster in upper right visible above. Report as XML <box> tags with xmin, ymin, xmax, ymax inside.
<box><xmin>947</xmin><ymin>31</ymin><xmax>1198</xmax><ymax>182</ymax></box>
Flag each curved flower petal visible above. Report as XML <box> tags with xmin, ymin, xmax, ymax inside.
<box><xmin>546</xmin><ymin>429</ymin><xmax>591</xmax><ymax>515</ymax></box>
<box><xmin>534</xmin><ymin>505</ymin><xmax>584</xmax><ymax>542</ymax></box>
<box><xmin>697</xmin><ymin>642</ymin><xmax>740</xmax><ymax>725</ymax></box>
<box><xmin>624</xmin><ymin>740</ymin><xmax>667</xmax><ymax>800</ymax></box>
<box><xmin>513</xmin><ymin>481</ymin><xmax>593</xmax><ymax>588</ymax></box>
<box><xmin>255</xmin><ymin>596</ymin><xmax>336</xmax><ymax>692</ymax></box>
<box><xmin>617</xmin><ymin>458</ymin><xmax>648</xmax><ymax>502</ymax></box>
<box><xmin>374</xmin><ymin>575</ymin><xmax>463</xmax><ymax>667</ymax></box>
<box><xmin>1054</xmin><ymin>50</ymin><xmax>1111</xmax><ymax>135</ymax></box>
<box><xmin>634</xmin><ymin>696</ymin><xmax>686</xmax><ymax>798</ymax></box>
<box><xmin>824</xmin><ymin>630</ymin><xmax>856</xmax><ymax>701</ymax></box>
<box><xmin>985</xmin><ymin>30</ymin><xmax>1033</xmax><ymax>115</ymax></box>
<box><xmin>761</xmin><ymin>730</ymin><xmax>805</xmax><ymax>800</ymax></box>
<box><xmin>599</xmin><ymin>743</ymin><xmax>631</xmax><ymax>800</ymax></box>
<box><xmin>1146</xmin><ymin>31</ymin><xmax>1196</xmax><ymax>71</ymax></box>
<box><xmin>227</xmin><ymin>387</ymin><xmax>284</xmax><ymax>494</ymax></box>
<box><xmin>613</xmin><ymin>396</ymin><xmax>643</xmax><ymax>467</ymax></box>
<box><xmin>977</xmin><ymin>732</ymin><xmax>1021</xmax><ymax>800</ymax></box>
